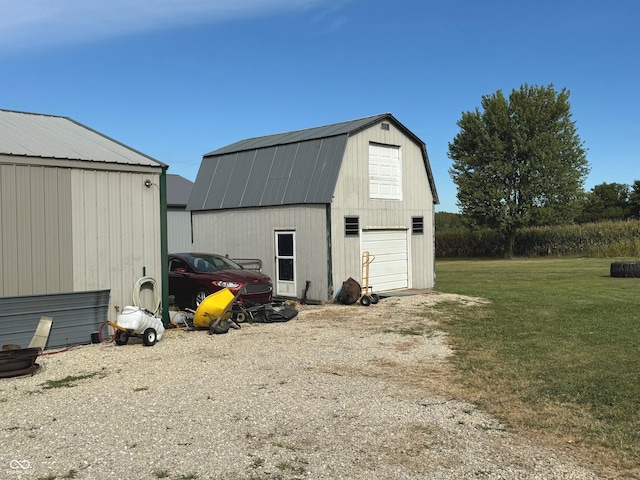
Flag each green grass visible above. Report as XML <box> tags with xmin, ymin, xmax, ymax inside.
<box><xmin>41</xmin><ymin>372</ymin><xmax>104</xmax><ymax>389</ymax></box>
<box><xmin>434</xmin><ymin>257</ymin><xmax>640</xmax><ymax>469</ymax></box>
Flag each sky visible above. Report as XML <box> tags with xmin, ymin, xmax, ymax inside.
<box><xmin>0</xmin><ymin>0</ymin><xmax>638</xmax><ymax>213</ymax></box>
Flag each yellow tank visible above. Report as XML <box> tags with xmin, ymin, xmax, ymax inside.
<box><xmin>193</xmin><ymin>288</ymin><xmax>235</xmax><ymax>329</ymax></box>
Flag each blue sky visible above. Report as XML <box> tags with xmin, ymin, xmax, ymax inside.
<box><xmin>1</xmin><ymin>0</ymin><xmax>638</xmax><ymax>212</ymax></box>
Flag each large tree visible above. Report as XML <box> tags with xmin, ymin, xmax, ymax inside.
<box><xmin>448</xmin><ymin>84</ymin><xmax>589</xmax><ymax>257</ymax></box>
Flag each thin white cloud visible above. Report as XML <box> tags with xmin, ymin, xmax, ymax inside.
<box><xmin>0</xmin><ymin>0</ymin><xmax>333</xmax><ymax>53</ymax></box>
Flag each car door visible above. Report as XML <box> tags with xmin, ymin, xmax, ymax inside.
<box><xmin>168</xmin><ymin>257</ymin><xmax>196</xmax><ymax>306</ymax></box>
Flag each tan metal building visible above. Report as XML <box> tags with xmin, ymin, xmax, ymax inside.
<box><xmin>166</xmin><ymin>174</ymin><xmax>194</xmax><ymax>253</ymax></box>
<box><xmin>0</xmin><ymin>109</ymin><xmax>168</xmax><ymax>327</ymax></box>
<box><xmin>187</xmin><ymin>113</ymin><xmax>438</xmax><ymax>302</ymax></box>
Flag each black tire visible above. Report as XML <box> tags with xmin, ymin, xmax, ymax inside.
<box><xmin>610</xmin><ymin>262</ymin><xmax>640</xmax><ymax>278</ymax></box>
<box><xmin>360</xmin><ymin>295</ymin><xmax>371</xmax><ymax>307</ymax></box>
<box><xmin>193</xmin><ymin>289</ymin><xmax>211</xmax><ymax>308</ymax></box>
<box><xmin>115</xmin><ymin>330</ymin><xmax>129</xmax><ymax>346</ymax></box>
<box><xmin>142</xmin><ymin>328</ymin><xmax>157</xmax><ymax>346</ymax></box>
<box><xmin>370</xmin><ymin>293</ymin><xmax>380</xmax><ymax>304</ymax></box>
<box><xmin>210</xmin><ymin>320</ymin><xmax>230</xmax><ymax>335</ymax></box>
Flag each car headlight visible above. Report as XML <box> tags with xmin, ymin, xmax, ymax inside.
<box><xmin>213</xmin><ymin>281</ymin><xmax>241</xmax><ymax>289</ymax></box>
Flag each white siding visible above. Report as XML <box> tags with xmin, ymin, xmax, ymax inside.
<box><xmin>191</xmin><ymin>204</ymin><xmax>329</xmax><ymax>301</ymax></box>
<box><xmin>167</xmin><ymin>209</ymin><xmax>192</xmax><ymax>253</ymax></box>
<box><xmin>0</xmin><ymin>160</ymin><xmax>163</xmax><ymax>318</ymax></box>
<box><xmin>331</xmin><ymin>121</ymin><xmax>435</xmax><ymax>293</ymax></box>
<box><xmin>71</xmin><ymin>170</ymin><xmax>162</xmax><ymax>316</ymax></box>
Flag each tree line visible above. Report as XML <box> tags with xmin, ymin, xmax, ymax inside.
<box><xmin>438</xmin><ymin>180</ymin><xmax>640</xmax><ymax>231</ymax></box>
<box><xmin>444</xmin><ymin>83</ymin><xmax>637</xmax><ymax>257</ymax></box>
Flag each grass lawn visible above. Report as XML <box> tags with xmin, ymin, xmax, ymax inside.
<box><xmin>433</xmin><ymin>257</ymin><xmax>640</xmax><ymax>471</ymax></box>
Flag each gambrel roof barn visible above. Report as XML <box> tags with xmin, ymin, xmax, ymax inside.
<box><xmin>187</xmin><ymin>113</ymin><xmax>438</xmax><ymax>303</ymax></box>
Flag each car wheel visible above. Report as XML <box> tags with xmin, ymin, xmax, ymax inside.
<box><xmin>115</xmin><ymin>330</ymin><xmax>129</xmax><ymax>346</ymax></box>
<box><xmin>142</xmin><ymin>328</ymin><xmax>157</xmax><ymax>346</ymax></box>
<box><xmin>193</xmin><ymin>288</ymin><xmax>211</xmax><ymax>308</ymax></box>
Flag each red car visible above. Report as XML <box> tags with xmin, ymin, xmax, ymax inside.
<box><xmin>168</xmin><ymin>253</ymin><xmax>273</xmax><ymax>309</ymax></box>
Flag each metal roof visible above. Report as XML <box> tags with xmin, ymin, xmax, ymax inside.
<box><xmin>166</xmin><ymin>174</ymin><xmax>194</xmax><ymax>207</ymax></box>
<box><xmin>189</xmin><ymin>113</ymin><xmax>439</xmax><ymax>211</ymax></box>
<box><xmin>205</xmin><ymin>113</ymin><xmax>390</xmax><ymax>156</ymax></box>
<box><xmin>0</xmin><ymin>109</ymin><xmax>166</xmax><ymax>168</ymax></box>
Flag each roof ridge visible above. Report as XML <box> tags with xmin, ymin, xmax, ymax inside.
<box><xmin>242</xmin><ymin>113</ymin><xmax>390</xmax><ymax>142</ymax></box>
<box><xmin>0</xmin><ymin>108</ymin><xmax>69</xmax><ymax>120</ymax></box>
<box><xmin>204</xmin><ymin>113</ymin><xmax>392</xmax><ymax>157</ymax></box>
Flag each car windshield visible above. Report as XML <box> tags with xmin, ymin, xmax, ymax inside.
<box><xmin>189</xmin><ymin>254</ymin><xmax>242</xmax><ymax>272</ymax></box>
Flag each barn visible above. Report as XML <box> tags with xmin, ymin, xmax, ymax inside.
<box><xmin>0</xmin><ymin>109</ymin><xmax>168</xmax><ymax>348</ymax></box>
<box><xmin>187</xmin><ymin>113</ymin><xmax>438</xmax><ymax>303</ymax></box>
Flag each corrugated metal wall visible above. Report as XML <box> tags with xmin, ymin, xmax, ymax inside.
<box><xmin>1</xmin><ymin>161</ymin><xmax>163</xmax><ymax>323</ymax></box>
<box><xmin>71</xmin><ymin>170</ymin><xmax>162</xmax><ymax>318</ymax></box>
<box><xmin>330</xmin><ymin>121</ymin><xmax>435</xmax><ymax>291</ymax></box>
<box><xmin>167</xmin><ymin>209</ymin><xmax>192</xmax><ymax>253</ymax></box>
<box><xmin>0</xmin><ymin>290</ymin><xmax>110</xmax><ymax>350</ymax></box>
<box><xmin>0</xmin><ymin>161</ymin><xmax>162</xmax><ymax>319</ymax></box>
<box><xmin>191</xmin><ymin>204</ymin><xmax>329</xmax><ymax>301</ymax></box>
<box><xmin>0</xmin><ymin>162</ymin><xmax>74</xmax><ymax>296</ymax></box>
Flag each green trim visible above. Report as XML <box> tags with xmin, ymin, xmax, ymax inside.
<box><xmin>159</xmin><ymin>169</ymin><xmax>169</xmax><ymax>326</ymax></box>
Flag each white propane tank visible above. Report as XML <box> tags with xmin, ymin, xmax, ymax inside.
<box><xmin>116</xmin><ymin>306</ymin><xmax>165</xmax><ymax>340</ymax></box>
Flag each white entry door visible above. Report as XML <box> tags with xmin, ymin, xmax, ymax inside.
<box><xmin>275</xmin><ymin>231</ymin><xmax>296</xmax><ymax>297</ymax></box>
<box><xmin>361</xmin><ymin>230</ymin><xmax>409</xmax><ymax>291</ymax></box>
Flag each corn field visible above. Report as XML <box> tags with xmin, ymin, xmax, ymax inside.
<box><xmin>435</xmin><ymin>220</ymin><xmax>640</xmax><ymax>258</ymax></box>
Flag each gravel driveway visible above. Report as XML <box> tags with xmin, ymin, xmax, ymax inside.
<box><xmin>1</xmin><ymin>293</ymin><xmax>602</xmax><ymax>479</ymax></box>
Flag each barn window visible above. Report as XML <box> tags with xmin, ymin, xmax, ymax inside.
<box><xmin>369</xmin><ymin>143</ymin><xmax>401</xmax><ymax>200</ymax></box>
<box><xmin>381</xmin><ymin>123</ymin><xmax>390</xmax><ymax>131</ymax></box>
<box><xmin>345</xmin><ymin>216</ymin><xmax>359</xmax><ymax>236</ymax></box>
<box><xmin>412</xmin><ymin>216</ymin><xmax>424</xmax><ymax>234</ymax></box>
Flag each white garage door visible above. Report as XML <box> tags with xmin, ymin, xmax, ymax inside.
<box><xmin>361</xmin><ymin>230</ymin><xmax>408</xmax><ymax>292</ymax></box>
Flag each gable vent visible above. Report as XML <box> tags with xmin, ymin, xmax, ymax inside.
<box><xmin>381</xmin><ymin>123</ymin><xmax>390</xmax><ymax>131</ymax></box>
